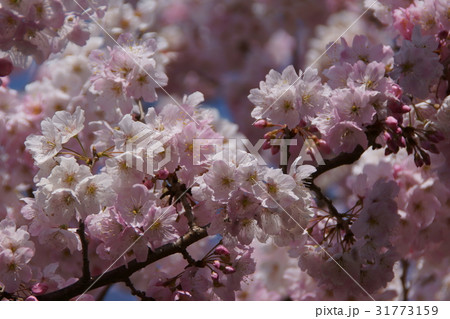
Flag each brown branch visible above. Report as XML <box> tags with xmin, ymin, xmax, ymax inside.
<box><xmin>302</xmin><ymin>123</ymin><xmax>384</xmax><ymax>241</ymax></box>
<box><xmin>180</xmin><ymin>248</ymin><xmax>196</xmax><ymax>265</ymax></box>
<box><xmin>304</xmin><ymin>181</ymin><xmax>341</xmax><ymax>221</ymax></box>
<box><xmin>37</xmin><ymin>226</ymin><xmax>208</xmax><ymax>301</ymax></box>
<box><xmin>181</xmin><ymin>196</ymin><xmax>197</xmax><ymax>228</ymax></box>
<box><xmin>281</xmin><ymin>127</ymin><xmax>295</xmax><ymax>174</ymax></box>
<box><xmin>124</xmin><ymin>278</ymin><xmax>154</xmax><ymax>301</ymax></box>
<box><xmin>401</xmin><ymin>259</ymin><xmax>409</xmax><ymax>301</ymax></box>
<box><xmin>76</xmin><ymin>220</ymin><xmax>91</xmax><ymax>282</ymax></box>
<box><xmin>310</xmin><ymin>145</ymin><xmax>365</xmax><ymax>180</ymax></box>
<box><xmin>310</xmin><ymin>122</ymin><xmax>384</xmax><ymax>180</ymax></box>
<box><xmin>95</xmin><ymin>284</ymin><xmax>112</xmax><ymax>301</ymax></box>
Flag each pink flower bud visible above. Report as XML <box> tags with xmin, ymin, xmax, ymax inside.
<box><xmin>212</xmin><ymin>260</ymin><xmax>221</xmax><ymax>269</ymax></box>
<box><xmin>31</xmin><ymin>283</ymin><xmax>48</xmax><ymax>295</ymax></box>
<box><xmin>214</xmin><ymin>245</ymin><xmax>230</xmax><ymax>256</ymax></box>
<box><xmin>387</xmin><ymin>140</ymin><xmax>399</xmax><ymax>153</ymax></box>
<box><xmin>316</xmin><ymin>139</ymin><xmax>327</xmax><ymax>147</ymax></box>
<box><xmin>262</xmin><ymin>139</ymin><xmax>271</xmax><ymax>150</ymax></box>
<box><xmin>421</xmin><ymin>151</ymin><xmax>431</xmax><ymax>166</ymax></box>
<box><xmin>390</xmin><ymin>84</ymin><xmax>403</xmax><ymax>99</ymax></box>
<box><xmin>383</xmin><ymin>131</ymin><xmax>392</xmax><ymax>142</ymax></box>
<box><xmin>253</xmin><ymin>119</ymin><xmax>268</xmax><ymax>128</ymax></box>
<box><xmin>387</xmin><ymin>100</ymin><xmax>403</xmax><ymax>113</ymax></box>
<box><xmin>298</xmin><ymin>119</ymin><xmax>308</xmax><ymax>127</ymax></box>
<box><xmin>400</xmin><ymin>104</ymin><xmax>411</xmax><ymax>113</ymax></box>
<box><xmin>142</xmin><ymin>177</ymin><xmax>154</xmax><ymax>189</ymax></box>
<box><xmin>385</xmin><ymin>116</ymin><xmax>398</xmax><ymax>129</ymax></box>
<box><xmin>210</xmin><ymin>271</ymin><xmax>219</xmax><ymax>280</ymax></box>
<box><xmin>156</xmin><ymin>168</ymin><xmax>169</xmax><ymax>180</ymax></box>
<box><xmin>223</xmin><ymin>265</ymin><xmax>236</xmax><ymax>274</ymax></box>
<box><xmin>25</xmin><ymin>296</ymin><xmax>39</xmax><ymax>301</ymax></box>
<box><xmin>414</xmin><ymin>153</ymin><xmax>424</xmax><ymax>167</ymax></box>
<box><xmin>271</xmin><ymin>145</ymin><xmax>280</xmax><ymax>155</ymax></box>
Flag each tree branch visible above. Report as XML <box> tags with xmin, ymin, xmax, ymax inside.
<box><xmin>310</xmin><ymin>145</ymin><xmax>365</xmax><ymax>180</ymax></box>
<box><xmin>37</xmin><ymin>226</ymin><xmax>208</xmax><ymax>301</ymax></box>
<box><xmin>401</xmin><ymin>259</ymin><xmax>409</xmax><ymax>301</ymax></box>
<box><xmin>304</xmin><ymin>181</ymin><xmax>341</xmax><ymax>220</ymax></box>
<box><xmin>310</xmin><ymin>122</ymin><xmax>384</xmax><ymax>180</ymax></box>
<box><xmin>124</xmin><ymin>278</ymin><xmax>154</xmax><ymax>301</ymax></box>
<box><xmin>181</xmin><ymin>196</ymin><xmax>196</xmax><ymax>228</ymax></box>
<box><xmin>76</xmin><ymin>220</ymin><xmax>91</xmax><ymax>282</ymax></box>
<box><xmin>302</xmin><ymin>123</ymin><xmax>384</xmax><ymax>241</ymax></box>
<box><xmin>95</xmin><ymin>284</ymin><xmax>112</xmax><ymax>301</ymax></box>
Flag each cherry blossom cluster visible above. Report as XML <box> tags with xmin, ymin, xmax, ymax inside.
<box><xmin>0</xmin><ymin>0</ymin><xmax>449</xmax><ymax>302</ymax></box>
<box><xmin>249</xmin><ymin>28</ymin><xmax>445</xmax><ymax>166</ymax></box>
<box><xmin>0</xmin><ymin>0</ymin><xmax>109</xmax><ymax>74</ymax></box>
<box><xmin>89</xmin><ymin>33</ymin><xmax>168</xmax><ymax>111</ymax></box>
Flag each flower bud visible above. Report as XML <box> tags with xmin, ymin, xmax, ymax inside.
<box><xmin>253</xmin><ymin>119</ymin><xmax>268</xmax><ymax>128</ymax></box>
<box><xmin>262</xmin><ymin>139</ymin><xmax>271</xmax><ymax>150</ymax></box>
<box><xmin>401</xmin><ymin>104</ymin><xmax>411</xmax><ymax>113</ymax></box>
<box><xmin>385</xmin><ymin>116</ymin><xmax>398</xmax><ymax>129</ymax></box>
<box><xmin>390</xmin><ymin>84</ymin><xmax>403</xmax><ymax>99</ymax></box>
<box><xmin>25</xmin><ymin>296</ymin><xmax>38</xmax><ymax>301</ymax></box>
<box><xmin>223</xmin><ymin>265</ymin><xmax>236</xmax><ymax>274</ymax></box>
<box><xmin>31</xmin><ymin>283</ymin><xmax>48</xmax><ymax>295</ymax></box>
<box><xmin>142</xmin><ymin>177</ymin><xmax>154</xmax><ymax>189</ymax></box>
<box><xmin>212</xmin><ymin>260</ymin><xmax>221</xmax><ymax>269</ymax></box>
<box><xmin>414</xmin><ymin>153</ymin><xmax>424</xmax><ymax>167</ymax></box>
<box><xmin>156</xmin><ymin>168</ymin><xmax>169</xmax><ymax>180</ymax></box>
<box><xmin>211</xmin><ymin>271</ymin><xmax>219</xmax><ymax>280</ymax></box>
<box><xmin>421</xmin><ymin>151</ymin><xmax>431</xmax><ymax>166</ymax></box>
<box><xmin>214</xmin><ymin>245</ymin><xmax>230</xmax><ymax>256</ymax></box>
<box><xmin>271</xmin><ymin>145</ymin><xmax>280</xmax><ymax>155</ymax></box>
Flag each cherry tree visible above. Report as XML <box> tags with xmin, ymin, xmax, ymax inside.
<box><xmin>0</xmin><ymin>0</ymin><xmax>449</xmax><ymax>301</ymax></box>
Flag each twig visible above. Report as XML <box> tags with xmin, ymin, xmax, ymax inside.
<box><xmin>180</xmin><ymin>248</ymin><xmax>196</xmax><ymax>265</ymax></box>
<box><xmin>304</xmin><ymin>181</ymin><xmax>340</xmax><ymax>220</ymax></box>
<box><xmin>124</xmin><ymin>278</ymin><xmax>154</xmax><ymax>301</ymax></box>
<box><xmin>181</xmin><ymin>196</ymin><xmax>196</xmax><ymax>228</ymax></box>
<box><xmin>76</xmin><ymin>220</ymin><xmax>91</xmax><ymax>282</ymax></box>
<box><xmin>400</xmin><ymin>259</ymin><xmax>409</xmax><ymax>301</ymax></box>
<box><xmin>301</xmin><ymin>123</ymin><xmax>384</xmax><ymax>243</ymax></box>
<box><xmin>280</xmin><ymin>127</ymin><xmax>295</xmax><ymax>174</ymax></box>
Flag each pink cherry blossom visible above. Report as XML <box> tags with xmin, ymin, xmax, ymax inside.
<box><xmin>0</xmin><ymin>0</ymin><xmax>449</xmax><ymax>302</ymax></box>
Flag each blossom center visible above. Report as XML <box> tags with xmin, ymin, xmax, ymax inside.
<box><xmin>221</xmin><ymin>177</ymin><xmax>234</xmax><ymax>187</ymax></box>
<box><xmin>267</xmin><ymin>183</ymin><xmax>278</xmax><ymax>194</ymax></box>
